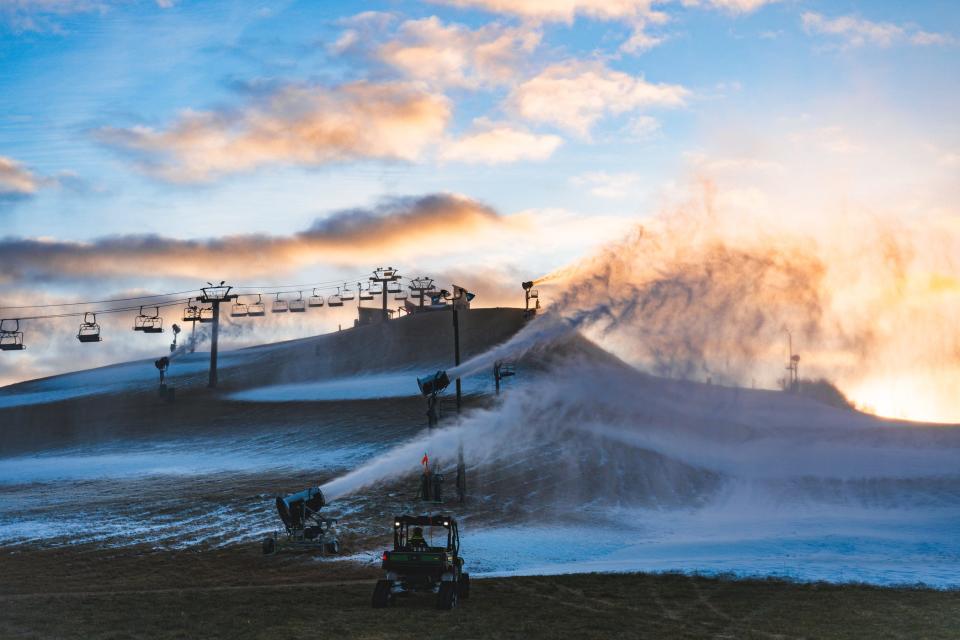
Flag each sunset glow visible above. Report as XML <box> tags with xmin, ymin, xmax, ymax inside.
<box><xmin>1</xmin><ymin>0</ymin><xmax>957</xmax><ymax>423</ymax></box>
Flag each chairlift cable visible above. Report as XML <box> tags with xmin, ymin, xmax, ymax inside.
<box><xmin>0</xmin><ymin>289</ymin><xmax>202</xmax><ymax>311</ymax></box>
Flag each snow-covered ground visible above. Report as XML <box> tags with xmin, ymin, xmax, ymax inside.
<box><xmin>461</xmin><ymin>506</ymin><xmax>960</xmax><ymax>588</ymax></box>
<box><xmin>0</xmin><ymin>351</ymin><xmax>240</xmax><ymax>408</ymax></box>
<box><xmin>228</xmin><ymin>370</ymin><xmax>495</xmax><ymax>402</ymax></box>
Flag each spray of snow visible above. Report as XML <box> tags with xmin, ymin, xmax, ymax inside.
<box><xmin>321</xmin><ymin>360</ymin><xmax>960</xmax><ymax>503</ymax></box>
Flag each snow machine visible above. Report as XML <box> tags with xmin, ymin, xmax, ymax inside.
<box><xmin>262</xmin><ymin>487</ymin><xmax>340</xmax><ymax>555</ymax></box>
<box><xmin>372</xmin><ymin>515</ymin><xmax>469</xmax><ymax>610</ymax></box>
<box><xmin>417</xmin><ymin>370</ymin><xmax>450</xmax><ymax>396</ymax></box>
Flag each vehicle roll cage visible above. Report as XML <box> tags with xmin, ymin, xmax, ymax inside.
<box><xmin>392</xmin><ymin>515</ymin><xmax>459</xmax><ymax>553</ymax></box>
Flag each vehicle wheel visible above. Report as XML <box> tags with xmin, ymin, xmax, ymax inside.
<box><xmin>436</xmin><ymin>582</ymin><xmax>458</xmax><ymax>610</ymax></box>
<box><xmin>372</xmin><ymin>580</ymin><xmax>392</xmax><ymax>608</ymax></box>
<box><xmin>458</xmin><ymin>573</ymin><xmax>470</xmax><ymax>600</ymax></box>
<box><xmin>261</xmin><ymin>537</ymin><xmax>276</xmax><ymax>555</ymax></box>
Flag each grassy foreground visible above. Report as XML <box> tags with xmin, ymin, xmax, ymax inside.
<box><xmin>2</xmin><ymin>560</ymin><xmax>957</xmax><ymax>639</ymax></box>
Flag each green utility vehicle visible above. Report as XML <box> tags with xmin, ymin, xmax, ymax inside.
<box><xmin>372</xmin><ymin>515</ymin><xmax>469</xmax><ymax>610</ymax></box>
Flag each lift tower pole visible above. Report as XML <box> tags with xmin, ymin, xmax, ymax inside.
<box><xmin>408</xmin><ymin>277</ymin><xmax>435</xmax><ymax>311</ymax></box>
<box><xmin>370</xmin><ymin>267</ymin><xmax>400</xmax><ymax>322</ymax></box>
<box><xmin>199</xmin><ymin>282</ymin><xmax>236</xmax><ymax>389</ymax></box>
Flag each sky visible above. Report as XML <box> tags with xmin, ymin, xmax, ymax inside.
<box><xmin>0</xmin><ymin>0</ymin><xmax>958</xmax><ymax>419</ymax></box>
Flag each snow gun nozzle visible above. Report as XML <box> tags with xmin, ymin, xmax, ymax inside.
<box><xmin>522</xmin><ymin>280</ymin><xmax>534</xmax><ymax>290</ymax></box>
<box><xmin>417</xmin><ymin>370</ymin><xmax>450</xmax><ymax>396</ymax></box>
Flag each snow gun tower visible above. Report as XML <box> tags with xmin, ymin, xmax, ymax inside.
<box><xmin>155</xmin><ymin>356</ymin><xmax>174</xmax><ymax>403</ymax></box>
<box><xmin>522</xmin><ymin>281</ymin><xmax>539</xmax><ymax>316</ymax></box>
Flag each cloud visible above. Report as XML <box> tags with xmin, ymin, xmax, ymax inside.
<box><xmin>376</xmin><ymin>16</ymin><xmax>541</xmax><ymax>88</ymax></box>
<box><xmin>572</xmin><ymin>171</ymin><xmax>645</xmax><ymax>199</ymax></box>
<box><xmin>0</xmin><ymin>155</ymin><xmax>40</xmax><ymax>199</ymax></box>
<box><xmin>441</xmin><ymin>120</ymin><xmax>563</xmax><ymax>164</ymax></box>
<box><xmin>626</xmin><ymin>115</ymin><xmax>661</xmax><ymax>139</ymax></box>
<box><xmin>801</xmin><ymin>12</ymin><xmax>955</xmax><ymax>48</ymax></box>
<box><xmin>429</xmin><ymin>0</ymin><xmax>662</xmax><ymax>23</ymax></box>
<box><xmin>508</xmin><ymin>61</ymin><xmax>688</xmax><ymax>136</ymax></box>
<box><xmin>95</xmin><ymin>82</ymin><xmax>452</xmax><ymax>183</ymax></box>
<box><xmin>682</xmin><ymin>0</ymin><xmax>779</xmax><ymax>14</ymax></box>
<box><xmin>0</xmin><ymin>0</ymin><xmax>174</xmax><ymax>32</ymax></box>
<box><xmin>0</xmin><ymin>194</ymin><xmax>513</xmax><ymax>280</ymax></box>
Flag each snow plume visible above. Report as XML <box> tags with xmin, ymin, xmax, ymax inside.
<box><xmin>321</xmin><ymin>361</ymin><xmax>960</xmax><ymax>505</ymax></box>
<box><xmin>458</xmin><ymin>182</ymin><xmax>960</xmax><ymax>423</ymax></box>
<box><xmin>451</xmin><ymin>203</ymin><xmax>826</xmax><ymax>385</ymax></box>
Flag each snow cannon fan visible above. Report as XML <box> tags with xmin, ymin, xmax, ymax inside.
<box><xmin>275</xmin><ymin>487</ymin><xmax>326</xmax><ymax>532</ymax></box>
<box><xmin>417</xmin><ymin>370</ymin><xmax>450</xmax><ymax>396</ymax></box>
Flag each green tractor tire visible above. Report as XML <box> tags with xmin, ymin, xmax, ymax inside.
<box><xmin>372</xmin><ymin>580</ymin><xmax>392</xmax><ymax>608</ymax></box>
<box><xmin>436</xmin><ymin>582</ymin><xmax>458</xmax><ymax>610</ymax></box>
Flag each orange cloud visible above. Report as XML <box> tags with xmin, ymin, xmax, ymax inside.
<box><xmin>441</xmin><ymin>119</ymin><xmax>563</xmax><ymax>164</ymax></box>
<box><xmin>509</xmin><ymin>61</ymin><xmax>688</xmax><ymax>136</ymax></box>
<box><xmin>96</xmin><ymin>82</ymin><xmax>452</xmax><ymax>183</ymax></box>
<box><xmin>376</xmin><ymin>16</ymin><xmax>542</xmax><ymax>88</ymax></box>
<box><xmin>0</xmin><ymin>194</ymin><xmax>508</xmax><ymax>280</ymax></box>
<box><xmin>0</xmin><ymin>155</ymin><xmax>40</xmax><ymax>198</ymax></box>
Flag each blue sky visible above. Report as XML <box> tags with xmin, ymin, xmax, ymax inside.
<box><xmin>0</xmin><ymin>0</ymin><xmax>958</xmax><ymax>403</ymax></box>
<box><xmin>2</xmin><ymin>0</ymin><xmax>954</xmax><ymax>242</ymax></box>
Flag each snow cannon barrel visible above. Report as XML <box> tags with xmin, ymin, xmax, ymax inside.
<box><xmin>275</xmin><ymin>486</ymin><xmax>325</xmax><ymax>530</ymax></box>
<box><xmin>417</xmin><ymin>370</ymin><xmax>450</xmax><ymax>396</ymax></box>
<box><xmin>522</xmin><ymin>281</ymin><xmax>534</xmax><ymax>291</ymax></box>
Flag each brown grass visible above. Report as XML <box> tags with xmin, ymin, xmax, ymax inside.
<box><xmin>1</xmin><ymin>547</ymin><xmax>957</xmax><ymax>639</ymax></box>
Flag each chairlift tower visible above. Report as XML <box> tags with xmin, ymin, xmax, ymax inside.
<box><xmin>370</xmin><ymin>267</ymin><xmax>401</xmax><ymax>322</ymax></box>
<box><xmin>198</xmin><ymin>281</ymin><xmax>237</xmax><ymax>389</ymax></box>
<box><xmin>408</xmin><ymin>277</ymin><xmax>435</xmax><ymax>311</ymax></box>
<box><xmin>784</xmin><ymin>329</ymin><xmax>800</xmax><ymax>393</ymax></box>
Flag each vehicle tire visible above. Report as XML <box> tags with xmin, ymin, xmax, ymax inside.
<box><xmin>436</xmin><ymin>582</ymin><xmax>458</xmax><ymax>610</ymax></box>
<box><xmin>372</xmin><ymin>580</ymin><xmax>392</xmax><ymax>608</ymax></box>
<box><xmin>458</xmin><ymin>573</ymin><xmax>470</xmax><ymax>600</ymax></box>
<box><xmin>261</xmin><ymin>537</ymin><xmax>276</xmax><ymax>555</ymax></box>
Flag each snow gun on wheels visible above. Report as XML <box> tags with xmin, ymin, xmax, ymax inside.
<box><xmin>262</xmin><ymin>487</ymin><xmax>340</xmax><ymax>556</ymax></box>
<box><xmin>372</xmin><ymin>515</ymin><xmax>469</xmax><ymax>610</ymax></box>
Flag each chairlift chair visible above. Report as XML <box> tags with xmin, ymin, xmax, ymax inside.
<box><xmin>248</xmin><ymin>294</ymin><xmax>266</xmax><ymax>317</ymax></box>
<box><xmin>308</xmin><ymin>288</ymin><xmax>325</xmax><ymax>307</ymax></box>
<box><xmin>290</xmin><ymin>291</ymin><xmax>306</xmax><ymax>313</ymax></box>
<box><xmin>231</xmin><ymin>301</ymin><xmax>248</xmax><ymax>317</ymax></box>
<box><xmin>387</xmin><ymin>281</ymin><xmax>401</xmax><ymax>294</ymax></box>
<box><xmin>134</xmin><ymin>306</ymin><xmax>164</xmax><ymax>333</ymax></box>
<box><xmin>77</xmin><ymin>312</ymin><xmax>102</xmax><ymax>343</ymax></box>
<box><xmin>272</xmin><ymin>293</ymin><xmax>289</xmax><ymax>313</ymax></box>
<box><xmin>359</xmin><ymin>283</ymin><xmax>374</xmax><ymax>301</ymax></box>
<box><xmin>182</xmin><ymin>300</ymin><xmax>201</xmax><ymax>323</ymax></box>
<box><xmin>199</xmin><ymin>306</ymin><xmax>214</xmax><ymax>323</ymax></box>
<box><xmin>327</xmin><ymin>288</ymin><xmax>344</xmax><ymax>307</ymax></box>
<box><xmin>394</xmin><ymin>288</ymin><xmax>408</xmax><ymax>300</ymax></box>
<box><xmin>0</xmin><ymin>319</ymin><xmax>25</xmax><ymax>351</ymax></box>
<box><xmin>340</xmin><ymin>283</ymin><xmax>355</xmax><ymax>302</ymax></box>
